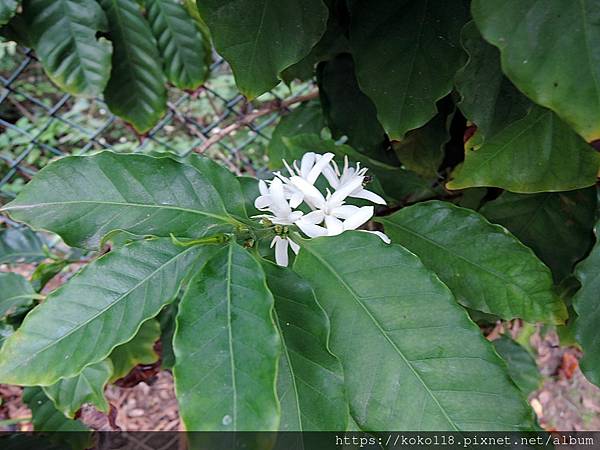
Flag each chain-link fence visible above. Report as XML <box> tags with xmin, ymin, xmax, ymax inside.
<box><xmin>0</xmin><ymin>43</ymin><xmax>314</xmax><ymax>207</ymax></box>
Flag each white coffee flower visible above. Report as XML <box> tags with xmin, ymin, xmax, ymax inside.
<box><xmin>255</xmin><ymin>151</ymin><xmax>391</xmax><ymax>266</ymax></box>
<box><xmin>254</xmin><ymin>177</ymin><xmax>303</xmax><ymax>225</ymax></box>
<box><xmin>270</xmin><ymin>235</ymin><xmax>300</xmax><ymax>267</ymax></box>
<box><xmin>321</xmin><ymin>155</ymin><xmax>386</xmax><ymax>205</ymax></box>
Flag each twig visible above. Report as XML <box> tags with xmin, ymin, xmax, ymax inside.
<box><xmin>194</xmin><ymin>90</ymin><xmax>319</xmax><ymax>154</ymax></box>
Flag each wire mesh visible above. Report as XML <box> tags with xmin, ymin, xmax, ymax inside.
<box><xmin>0</xmin><ymin>44</ymin><xmax>313</xmax><ymax>205</ymax></box>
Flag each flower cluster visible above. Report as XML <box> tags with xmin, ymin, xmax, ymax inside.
<box><xmin>255</xmin><ymin>152</ymin><xmax>390</xmax><ymax>266</ymax></box>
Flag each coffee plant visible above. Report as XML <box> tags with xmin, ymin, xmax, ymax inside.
<box><xmin>0</xmin><ymin>0</ymin><xmax>599</xmax><ymax>435</ymax></box>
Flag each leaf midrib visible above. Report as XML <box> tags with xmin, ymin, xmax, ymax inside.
<box><xmin>300</xmin><ymin>244</ymin><xmax>459</xmax><ymax>431</ymax></box>
<box><xmin>380</xmin><ymin>217</ymin><xmax>536</xmax><ymax>303</ymax></box>
<box><xmin>225</xmin><ymin>244</ymin><xmax>238</xmax><ymax>429</ymax></box>
<box><xmin>5</xmin><ymin>244</ymin><xmax>197</xmax><ymax>376</ymax></box>
<box><xmin>4</xmin><ymin>199</ymin><xmax>231</xmax><ymax>223</ymax></box>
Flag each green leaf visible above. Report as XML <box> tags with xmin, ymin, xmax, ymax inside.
<box><xmin>454</xmin><ymin>21</ymin><xmax>531</xmax><ymax>138</ymax></box>
<box><xmin>0</xmin><ymin>272</ymin><xmax>35</xmax><ymax>319</ymax></box>
<box><xmin>377</xmin><ymin>201</ymin><xmax>566</xmax><ymax>323</ymax></box>
<box><xmin>174</xmin><ymin>242</ymin><xmax>280</xmax><ymax>431</ymax></box>
<box><xmin>294</xmin><ymin>232</ymin><xmax>534</xmax><ymax>430</ymax></box>
<box><xmin>481</xmin><ymin>188</ymin><xmax>598</xmax><ymax>282</ymax></box>
<box><xmin>1</xmin><ymin>152</ymin><xmax>236</xmax><ymax>249</ymax></box>
<box><xmin>186</xmin><ymin>154</ymin><xmax>248</xmax><ymax>220</ymax></box>
<box><xmin>196</xmin><ymin>0</ymin><xmax>328</xmax><ymax>98</ymax></box>
<box><xmin>0</xmin><ymin>227</ymin><xmax>44</xmax><ymax>264</ymax></box>
<box><xmin>23</xmin><ymin>387</ymin><xmax>90</xmax><ymax>435</ymax></box>
<box><xmin>573</xmin><ymin>220</ymin><xmax>600</xmax><ymax>386</ymax></box>
<box><xmin>0</xmin><ymin>238</ymin><xmax>215</xmax><ymax>386</ymax></box>
<box><xmin>158</xmin><ymin>302</ymin><xmax>177</xmax><ymax>369</ymax></box>
<box><xmin>146</xmin><ymin>0</ymin><xmax>208</xmax><ymax>90</ymax></box>
<box><xmin>493</xmin><ymin>336</ymin><xmax>541</xmax><ymax>395</ymax></box>
<box><xmin>100</xmin><ymin>0</ymin><xmax>167</xmax><ymax>133</ymax></box>
<box><xmin>348</xmin><ymin>0</ymin><xmax>468</xmax><ymax>139</ymax></box>
<box><xmin>392</xmin><ymin>112</ymin><xmax>450</xmax><ymax>178</ymax></box>
<box><xmin>109</xmin><ymin>318</ymin><xmax>160</xmax><ymax>382</ymax></box>
<box><xmin>447</xmin><ymin>106</ymin><xmax>600</xmax><ymax>193</ymax></box>
<box><xmin>281</xmin><ymin>0</ymin><xmax>349</xmax><ymax>82</ymax></box>
<box><xmin>237</xmin><ymin>176</ymin><xmax>261</xmax><ymax>217</ymax></box>
<box><xmin>267</xmin><ymin>102</ymin><xmax>324</xmax><ymax>169</ymax></box>
<box><xmin>294</xmin><ymin>232</ymin><xmax>531</xmax><ymax>430</ymax></box>
<box><xmin>22</xmin><ymin>0</ymin><xmax>112</xmax><ymax>96</ymax></box>
<box><xmin>471</xmin><ymin>0</ymin><xmax>600</xmax><ymax>142</ymax></box>
<box><xmin>43</xmin><ymin>359</ymin><xmax>113</xmax><ymax>418</ymax></box>
<box><xmin>261</xmin><ymin>261</ymin><xmax>348</xmax><ymax>431</ymax></box>
<box><xmin>317</xmin><ymin>53</ymin><xmax>390</xmax><ymax>160</ymax></box>
<box><xmin>0</xmin><ymin>0</ymin><xmax>20</xmax><ymax>26</ymax></box>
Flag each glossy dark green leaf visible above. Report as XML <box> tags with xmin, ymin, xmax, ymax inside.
<box><xmin>472</xmin><ymin>0</ymin><xmax>600</xmax><ymax>141</ymax></box>
<box><xmin>392</xmin><ymin>112</ymin><xmax>450</xmax><ymax>178</ymax></box>
<box><xmin>267</xmin><ymin>102</ymin><xmax>324</xmax><ymax>169</ymax></box>
<box><xmin>481</xmin><ymin>188</ymin><xmax>598</xmax><ymax>281</ymax></box>
<box><xmin>237</xmin><ymin>176</ymin><xmax>261</xmax><ymax>217</ymax></box>
<box><xmin>378</xmin><ymin>201</ymin><xmax>566</xmax><ymax>323</ymax></box>
<box><xmin>1</xmin><ymin>152</ymin><xmax>237</xmax><ymax>249</ymax></box>
<box><xmin>294</xmin><ymin>232</ymin><xmax>534</xmax><ymax>430</ymax></box>
<box><xmin>0</xmin><ymin>0</ymin><xmax>20</xmax><ymax>26</ymax></box>
<box><xmin>317</xmin><ymin>53</ymin><xmax>390</xmax><ymax>160</ymax></box>
<box><xmin>261</xmin><ymin>261</ymin><xmax>348</xmax><ymax>431</ymax></box>
<box><xmin>174</xmin><ymin>242</ymin><xmax>280</xmax><ymax>431</ymax></box>
<box><xmin>23</xmin><ymin>387</ymin><xmax>90</xmax><ymax>439</ymax></box>
<box><xmin>146</xmin><ymin>0</ymin><xmax>208</xmax><ymax>90</ymax></box>
<box><xmin>158</xmin><ymin>301</ymin><xmax>177</xmax><ymax>369</ymax></box>
<box><xmin>281</xmin><ymin>0</ymin><xmax>349</xmax><ymax>82</ymax></box>
<box><xmin>109</xmin><ymin>318</ymin><xmax>160</xmax><ymax>382</ymax></box>
<box><xmin>43</xmin><ymin>359</ymin><xmax>113</xmax><ymax>418</ymax></box>
<box><xmin>493</xmin><ymin>336</ymin><xmax>541</xmax><ymax>394</ymax></box>
<box><xmin>447</xmin><ymin>106</ymin><xmax>600</xmax><ymax>193</ymax></box>
<box><xmin>22</xmin><ymin>0</ymin><xmax>112</xmax><ymax>96</ymax></box>
<box><xmin>196</xmin><ymin>0</ymin><xmax>328</xmax><ymax>98</ymax></box>
<box><xmin>454</xmin><ymin>21</ymin><xmax>531</xmax><ymax>138</ymax></box>
<box><xmin>100</xmin><ymin>0</ymin><xmax>167</xmax><ymax>133</ymax></box>
<box><xmin>0</xmin><ymin>227</ymin><xmax>45</xmax><ymax>264</ymax></box>
<box><xmin>348</xmin><ymin>0</ymin><xmax>468</xmax><ymax>139</ymax></box>
<box><xmin>0</xmin><ymin>238</ymin><xmax>215</xmax><ymax>385</ymax></box>
<box><xmin>573</xmin><ymin>221</ymin><xmax>600</xmax><ymax>386</ymax></box>
<box><xmin>0</xmin><ymin>272</ymin><xmax>35</xmax><ymax>318</ymax></box>
<box><xmin>186</xmin><ymin>154</ymin><xmax>248</xmax><ymax>220</ymax></box>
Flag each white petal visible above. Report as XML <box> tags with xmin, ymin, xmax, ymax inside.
<box><xmin>331</xmin><ymin>204</ymin><xmax>360</xmax><ymax>219</ymax></box>
<box><xmin>351</xmin><ymin>188</ymin><xmax>387</xmax><ymax>205</ymax></box>
<box><xmin>321</xmin><ymin>163</ymin><xmax>340</xmax><ymax>189</ymax></box>
<box><xmin>300</xmin><ymin>152</ymin><xmax>316</xmax><ymax>178</ymax></box>
<box><xmin>288</xmin><ymin>211</ymin><xmax>304</xmax><ymax>222</ymax></box>
<box><xmin>254</xmin><ymin>195</ymin><xmax>271</xmax><ymax>210</ymax></box>
<box><xmin>296</xmin><ymin>220</ymin><xmax>329</xmax><ymax>238</ymax></box>
<box><xmin>270</xmin><ymin>236</ymin><xmax>279</xmax><ymax>248</ymax></box>
<box><xmin>289</xmin><ymin>239</ymin><xmax>300</xmax><ymax>255</ymax></box>
<box><xmin>329</xmin><ymin>176</ymin><xmax>364</xmax><ymax>206</ymax></box>
<box><xmin>302</xmin><ymin>210</ymin><xmax>325</xmax><ymax>225</ymax></box>
<box><xmin>258</xmin><ymin>179</ymin><xmax>269</xmax><ymax>196</ymax></box>
<box><xmin>288</xmin><ymin>190</ymin><xmax>304</xmax><ymax>209</ymax></box>
<box><xmin>324</xmin><ymin>215</ymin><xmax>344</xmax><ymax>236</ymax></box>
<box><xmin>306</xmin><ymin>152</ymin><xmax>335</xmax><ymax>184</ymax></box>
<box><xmin>363</xmin><ymin>230</ymin><xmax>391</xmax><ymax>244</ymax></box>
<box><xmin>343</xmin><ymin>206</ymin><xmax>374</xmax><ymax>230</ymax></box>
<box><xmin>290</xmin><ymin>176</ymin><xmax>326</xmax><ymax>208</ymax></box>
<box><xmin>270</xmin><ymin>178</ymin><xmax>292</xmax><ymax>215</ymax></box>
<box><xmin>274</xmin><ymin>237</ymin><xmax>289</xmax><ymax>267</ymax></box>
